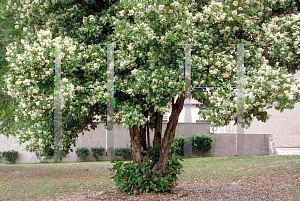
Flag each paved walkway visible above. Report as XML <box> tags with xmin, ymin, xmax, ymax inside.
<box><xmin>276</xmin><ymin>148</ymin><xmax>300</xmax><ymax>156</ymax></box>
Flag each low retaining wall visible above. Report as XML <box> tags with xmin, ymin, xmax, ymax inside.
<box><xmin>194</xmin><ymin>133</ymin><xmax>276</xmax><ymax>157</ymax></box>
<box><xmin>0</xmin><ymin>121</ymin><xmax>275</xmax><ymax>164</ymax></box>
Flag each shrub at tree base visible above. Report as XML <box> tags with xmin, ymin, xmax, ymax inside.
<box><xmin>75</xmin><ymin>147</ymin><xmax>89</xmax><ymax>161</ymax></box>
<box><xmin>192</xmin><ymin>134</ymin><xmax>214</xmax><ymax>154</ymax></box>
<box><xmin>2</xmin><ymin>150</ymin><xmax>18</xmax><ymax>163</ymax></box>
<box><xmin>110</xmin><ymin>147</ymin><xmax>184</xmax><ymax>196</ymax></box>
<box><xmin>91</xmin><ymin>147</ymin><xmax>105</xmax><ymax>160</ymax></box>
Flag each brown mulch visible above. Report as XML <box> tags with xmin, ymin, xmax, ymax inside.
<box><xmin>54</xmin><ymin>180</ymin><xmax>295</xmax><ymax>201</ymax></box>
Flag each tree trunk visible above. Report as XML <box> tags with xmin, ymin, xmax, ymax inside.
<box><xmin>129</xmin><ymin>125</ymin><xmax>142</xmax><ymax>163</ymax></box>
<box><xmin>140</xmin><ymin>124</ymin><xmax>147</xmax><ymax>158</ymax></box>
<box><xmin>155</xmin><ymin>95</ymin><xmax>185</xmax><ymax>176</ymax></box>
<box><xmin>153</xmin><ymin>111</ymin><xmax>163</xmax><ymax>154</ymax></box>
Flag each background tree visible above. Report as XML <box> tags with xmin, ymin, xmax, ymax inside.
<box><xmin>0</xmin><ymin>0</ymin><xmax>118</xmax><ymax>156</ymax></box>
<box><xmin>0</xmin><ymin>0</ymin><xmax>23</xmax><ymax>135</ymax></box>
<box><xmin>2</xmin><ymin>0</ymin><xmax>300</xmax><ymax>185</ymax></box>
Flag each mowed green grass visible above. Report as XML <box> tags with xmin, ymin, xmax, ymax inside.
<box><xmin>0</xmin><ymin>155</ymin><xmax>299</xmax><ymax>200</ymax></box>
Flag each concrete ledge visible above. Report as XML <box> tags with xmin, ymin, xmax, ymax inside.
<box><xmin>206</xmin><ymin>133</ymin><xmax>274</xmax><ymax>157</ymax></box>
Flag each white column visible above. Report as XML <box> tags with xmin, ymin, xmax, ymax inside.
<box><xmin>236</xmin><ymin>44</ymin><xmax>245</xmax><ymax>156</ymax></box>
<box><xmin>184</xmin><ymin>45</ymin><xmax>192</xmax><ymax>158</ymax></box>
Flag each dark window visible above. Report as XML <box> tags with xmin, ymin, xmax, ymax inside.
<box><xmin>196</xmin><ymin>103</ymin><xmax>206</xmax><ymax>108</ymax></box>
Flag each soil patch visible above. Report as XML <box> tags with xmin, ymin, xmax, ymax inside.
<box><xmin>54</xmin><ymin>180</ymin><xmax>293</xmax><ymax>201</ymax></box>
<box><xmin>0</xmin><ymin>170</ymin><xmax>25</xmax><ymax>175</ymax></box>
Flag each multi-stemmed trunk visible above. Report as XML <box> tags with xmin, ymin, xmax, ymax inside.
<box><xmin>129</xmin><ymin>95</ymin><xmax>185</xmax><ymax>176</ymax></box>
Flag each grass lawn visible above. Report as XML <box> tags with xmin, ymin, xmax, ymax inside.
<box><xmin>0</xmin><ymin>155</ymin><xmax>299</xmax><ymax>200</ymax></box>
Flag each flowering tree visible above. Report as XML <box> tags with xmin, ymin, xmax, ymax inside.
<box><xmin>2</xmin><ymin>0</ymin><xmax>300</xmax><ymax>180</ymax></box>
<box><xmin>0</xmin><ymin>0</ymin><xmax>24</xmax><ymax>134</ymax></box>
<box><xmin>0</xmin><ymin>0</ymin><xmax>114</xmax><ymax>157</ymax></box>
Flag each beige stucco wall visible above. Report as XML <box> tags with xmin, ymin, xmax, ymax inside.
<box><xmin>219</xmin><ymin>70</ymin><xmax>300</xmax><ymax>148</ymax></box>
<box><xmin>0</xmin><ymin>121</ymin><xmax>274</xmax><ymax>164</ymax></box>
<box><xmin>223</xmin><ymin>103</ymin><xmax>300</xmax><ymax>148</ymax></box>
<box><xmin>0</xmin><ymin>122</ymin><xmax>211</xmax><ymax>164</ymax></box>
<box><xmin>260</xmin><ymin>104</ymin><xmax>300</xmax><ymax>148</ymax></box>
<box><xmin>205</xmin><ymin>133</ymin><xmax>273</xmax><ymax>157</ymax></box>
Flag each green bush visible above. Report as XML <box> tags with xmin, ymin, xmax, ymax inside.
<box><xmin>35</xmin><ymin>147</ymin><xmax>67</xmax><ymax>161</ymax></box>
<box><xmin>171</xmin><ymin>134</ymin><xmax>192</xmax><ymax>156</ymax></box>
<box><xmin>109</xmin><ymin>147</ymin><xmax>132</xmax><ymax>160</ymax></box>
<box><xmin>171</xmin><ymin>134</ymin><xmax>184</xmax><ymax>156</ymax></box>
<box><xmin>150</xmin><ymin>134</ymin><xmax>193</xmax><ymax>157</ymax></box>
<box><xmin>171</xmin><ymin>134</ymin><xmax>213</xmax><ymax>155</ymax></box>
<box><xmin>75</xmin><ymin>147</ymin><xmax>89</xmax><ymax>161</ymax></box>
<box><xmin>2</xmin><ymin>150</ymin><xmax>18</xmax><ymax>163</ymax></box>
<box><xmin>110</xmin><ymin>146</ymin><xmax>184</xmax><ymax>196</ymax></box>
<box><xmin>91</xmin><ymin>147</ymin><xmax>105</xmax><ymax>160</ymax></box>
<box><xmin>192</xmin><ymin>134</ymin><xmax>214</xmax><ymax>153</ymax></box>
